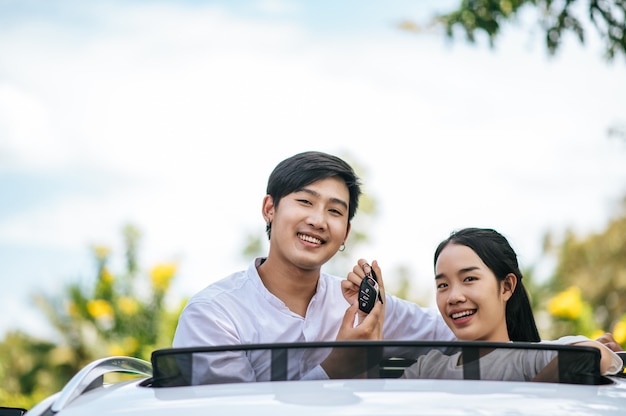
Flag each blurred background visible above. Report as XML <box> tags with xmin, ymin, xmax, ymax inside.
<box><xmin>1</xmin><ymin>0</ymin><xmax>625</xmax><ymax>407</ymax></box>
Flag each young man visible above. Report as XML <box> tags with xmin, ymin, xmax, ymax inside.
<box><xmin>172</xmin><ymin>151</ymin><xmax>454</xmax><ymax>383</ymax></box>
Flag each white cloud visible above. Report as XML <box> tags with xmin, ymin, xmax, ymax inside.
<box><xmin>1</xmin><ymin>1</ymin><xmax>625</xmax><ymax>338</ymax></box>
<box><xmin>0</xmin><ymin>84</ymin><xmax>69</xmax><ymax>171</ymax></box>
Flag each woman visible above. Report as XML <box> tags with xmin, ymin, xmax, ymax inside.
<box><xmin>400</xmin><ymin>227</ymin><xmax>621</xmax><ymax>381</ymax></box>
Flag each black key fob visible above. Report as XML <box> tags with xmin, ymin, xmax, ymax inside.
<box><xmin>358</xmin><ymin>270</ymin><xmax>380</xmax><ymax>314</ymax></box>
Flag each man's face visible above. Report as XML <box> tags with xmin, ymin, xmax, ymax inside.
<box><xmin>266</xmin><ymin>177</ymin><xmax>351</xmax><ymax>271</ymax></box>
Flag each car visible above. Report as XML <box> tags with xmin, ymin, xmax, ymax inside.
<box><xmin>8</xmin><ymin>340</ymin><xmax>626</xmax><ymax>415</ymax></box>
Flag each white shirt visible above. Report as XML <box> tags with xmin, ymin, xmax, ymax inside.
<box><xmin>401</xmin><ymin>347</ymin><xmax>558</xmax><ymax>381</ymax></box>
<box><xmin>401</xmin><ymin>336</ymin><xmax>623</xmax><ymax>381</ymax></box>
<box><xmin>172</xmin><ymin>257</ymin><xmax>454</xmax><ymax>383</ymax></box>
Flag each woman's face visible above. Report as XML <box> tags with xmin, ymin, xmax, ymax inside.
<box><xmin>434</xmin><ymin>243</ymin><xmax>514</xmax><ymax>342</ymax></box>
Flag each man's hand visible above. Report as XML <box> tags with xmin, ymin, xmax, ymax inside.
<box><xmin>322</xmin><ymin>263</ymin><xmax>386</xmax><ymax>379</ymax></box>
<box><xmin>342</xmin><ymin>259</ymin><xmax>386</xmax><ymax>314</ymax></box>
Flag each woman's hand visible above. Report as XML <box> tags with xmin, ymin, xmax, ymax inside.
<box><xmin>595</xmin><ymin>332</ymin><xmax>624</xmax><ymax>352</ymax></box>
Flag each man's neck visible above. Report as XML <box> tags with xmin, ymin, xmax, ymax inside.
<box><xmin>257</xmin><ymin>257</ymin><xmax>320</xmax><ymax>317</ymax></box>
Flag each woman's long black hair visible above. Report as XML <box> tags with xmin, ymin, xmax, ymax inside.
<box><xmin>434</xmin><ymin>228</ymin><xmax>540</xmax><ymax>342</ymax></box>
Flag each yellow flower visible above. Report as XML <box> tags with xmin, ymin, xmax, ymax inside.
<box><xmin>118</xmin><ymin>296</ymin><xmax>139</xmax><ymax>315</ymax></box>
<box><xmin>101</xmin><ymin>267</ymin><xmax>115</xmax><ymax>283</ymax></box>
<box><xmin>87</xmin><ymin>299</ymin><xmax>114</xmax><ymax>319</ymax></box>
<box><xmin>108</xmin><ymin>344</ymin><xmax>126</xmax><ymax>356</ymax></box>
<box><xmin>49</xmin><ymin>346</ymin><xmax>75</xmax><ymax>365</ymax></box>
<box><xmin>66</xmin><ymin>301</ymin><xmax>79</xmax><ymax>317</ymax></box>
<box><xmin>107</xmin><ymin>337</ymin><xmax>139</xmax><ymax>356</ymax></box>
<box><xmin>613</xmin><ymin>321</ymin><xmax>626</xmax><ymax>345</ymax></box>
<box><xmin>547</xmin><ymin>286</ymin><xmax>583</xmax><ymax>320</ymax></box>
<box><xmin>589</xmin><ymin>329</ymin><xmax>606</xmax><ymax>341</ymax></box>
<box><xmin>93</xmin><ymin>245</ymin><xmax>111</xmax><ymax>261</ymax></box>
<box><xmin>150</xmin><ymin>262</ymin><xmax>177</xmax><ymax>291</ymax></box>
<box><xmin>123</xmin><ymin>336</ymin><xmax>139</xmax><ymax>354</ymax></box>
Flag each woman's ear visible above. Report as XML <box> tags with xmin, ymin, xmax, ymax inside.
<box><xmin>502</xmin><ymin>273</ymin><xmax>518</xmax><ymax>301</ymax></box>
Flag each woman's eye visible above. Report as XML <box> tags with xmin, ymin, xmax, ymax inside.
<box><xmin>436</xmin><ymin>282</ymin><xmax>447</xmax><ymax>289</ymax></box>
<box><xmin>464</xmin><ymin>276</ymin><xmax>477</xmax><ymax>282</ymax></box>
<box><xmin>297</xmin><ymin>199</ymin><xmax>312</xmax><ymax>205</ymax></box>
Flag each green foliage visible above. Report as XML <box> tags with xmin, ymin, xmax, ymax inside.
<box><xmin>0</xmin><ymin>224</ymin><xmax>183</xmax><ymax>408</ymax></box>
<box><xmin>419</xmin><ymin>0</ymin><xmax>626</xmax><ymax>61</ymax></box>
<box><xmin>0</xmin><ymin>331</ymin><xmax>59</xmax><ymax>409</ymax></box>
<box><xmin>438</xmin><ymin>0</ymin><xmax>527</xmax><ymax>44</ymax></box>
<box><xmin>538</xmin><ymin>198</ymin><xmax>626</xmax><ymax>343</ymax></box>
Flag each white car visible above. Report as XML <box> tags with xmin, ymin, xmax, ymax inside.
<box><xmin>10</xmin><ymin>341</ymin><xmax>626</xmax><ymax>415</ymax></box>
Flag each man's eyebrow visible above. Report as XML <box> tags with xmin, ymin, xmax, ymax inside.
<box><xmin>298</xmin><ymin>188</ymin><xmax>349</xmax><ymax>210</ymax></box>
<box><xmin>435</xmin><ymin>266</ymin><xmax>480</xmax><ymax>280</ymax></box>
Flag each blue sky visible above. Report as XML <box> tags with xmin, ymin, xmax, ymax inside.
<box><xmin>1</xmin><ymin>0</ymin><xmax>626</xmax><ymax>340</ymax></box>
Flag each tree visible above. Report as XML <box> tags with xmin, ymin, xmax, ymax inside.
<box><xmin>538</xmin><ymin>197</ymin><xmax>626</xmax><ymax>344</ymax></box>
<box><xmin>0</xmin><ymin>332</ymin><xmax>59</xmax><ymax>409</ymax></box>
<box><xmin>0</xmin><ymin>224</ymin><xmax>184</xmax><ymax>408</ymax></box>
<box><xmin>400</xmin><ymin>1</ymin><xmax>626</xmax><ymax>62</ymax></box>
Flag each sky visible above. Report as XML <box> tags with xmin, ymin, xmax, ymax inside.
<box><xmin>1</xmin><ymin>0</ymin><xmax>625</xmax><ymax>341</ymax></box>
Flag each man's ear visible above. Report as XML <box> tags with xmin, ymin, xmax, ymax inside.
<box><xmin>502</xmin><ymin>273</ymin><xmax>518</xmax><ymax>301</ymax></box>
<box><xmin>344</xmin><ymin>222</ymin><xmax>351</xmax><ymax>241</ymax></box>
<box><xmin>262</xmin><ymin>195</ymin><xmax>275</xmax><ymax>223</ymax></box>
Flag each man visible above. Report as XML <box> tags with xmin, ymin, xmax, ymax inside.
<box><xmin>172</xmin><ymin>151</ymin><xmax>454</xmax><ymax>383</ymax></box>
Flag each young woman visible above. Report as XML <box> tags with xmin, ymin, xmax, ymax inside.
<box><xmin>400</xmin><ymin>227</ymin><xmax>622</xmax><ymax>381</ymax></box>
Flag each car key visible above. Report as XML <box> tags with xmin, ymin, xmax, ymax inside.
<box><xmin>358</xmin><ymin>266</ymin><xmax>383</xmax><ymax>313</ymax></box>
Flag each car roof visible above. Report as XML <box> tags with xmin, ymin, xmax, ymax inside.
<box><xmin>22</xmin><ymin>341</ymin><xmax>626</xmax><ymax>416</ymax></box>
<box><xmin>28</xmin><ymin>376</ymin><xmax>626</xmax><ymax>416</ymax></box>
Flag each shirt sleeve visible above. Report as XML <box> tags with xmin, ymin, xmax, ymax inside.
<box><xmin>300</xmin><ymin>365</ymin><xmax>330</xmax><ymax>380</ymax></box>
<box><xmin>382</xmin><ymin>294</ymin><xmax>456</xmax><ymax>341</ymax></box>
<box><xmin>543</xmin><ymin>335</ymin><xmax>623</xmax><ymax>375</ymax></box>
<box><xmin>173</xmin><ymin>300</ymin><xmax>242</xmax><ymax>346</ymax></box>
<box><xmin>173</xmin><ymin>301</ymin><xmax>257</xmax><ymax>384</ymax></box>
